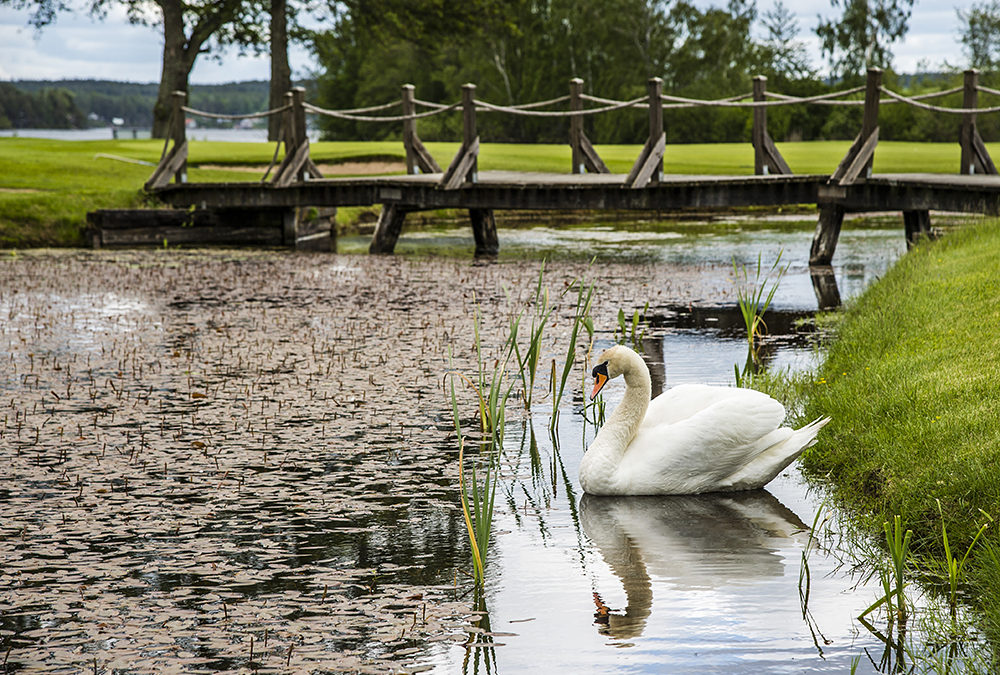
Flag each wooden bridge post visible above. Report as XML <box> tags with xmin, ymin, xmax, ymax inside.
<box><xmin>462</xmin><ymin>83</ymin><xmax>478</xmax><ymax>181</ymax></box>
<box><xmin>440</xmin><ymin>83</ymin><xmax>480</xmax><ymax>189</ymax></box>
<box><xmin>170</xmin><ymin>91</ymin><xmax>187</xmax><ymax>183</ymax></box>
<box><xmin>272</xmin><ymin>87</ymin><xmax>322</xmax><ymax>186</ymax></box>
<box><xmin>568</xmin><ymin>78</ymin><xmax>609</xmax><ymax>175</ymax></box>
<box><xmin>830</xmin><ymin>68</ymin><xmax>881</xmax><ymax>186</ymax></box>
<box><xmin>402</xmin><ymin>84</ymin><xmax>418</xmax><ymax>175</ymax></box>
<box><xmin>648</xmin><ymin>77</ymin><xmax>664</xmax><ymax>181</ymax></box>
<box><xmin>752</xmin><ymin>76</ymin><xmax>791</xmax><ymax>176</ymax></box>
<box><xmin>143</xmin><ymin>91</ymin><xmax>189</xmax><ymax>190</ymax></box>
<box><xmin>960</xmin><ymin>69</ymin><xmax>998</xmax><ymax>175</ymax></box>
<box><xmin>752</xmin><ymin>76</ymin><xmax>767</xmax><ymax>176</ymax></box>
<box><xmin>570</xmin><ymin>78</ymin><xmax>584</xmax><ymax>174</ymax></box>
<box><xmin>626</xmin><ymin>77</ymin><xmax>666</xmax><ymax>188</ymax></box>
<box><xmin>859</xmin><ymin>68</ymin><xmax>881</xmax><ymax>179</ymax></box>
<box><xmin>961</xmin><ymin>69</ymin><xmax>978</xmax><ymax>175</ymax></box>
<box><xmin>401</xmin><ymin>84</ymin><xmax>441</xmax><ymax>175</ymax></box>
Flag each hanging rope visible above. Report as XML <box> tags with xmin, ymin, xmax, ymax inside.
<box><xmin>473</xmin><ymin>96</ymin><xmax>646</xmax><ymax>118</ymax></box>
<box><xmin>180</xmin><ymin>104</ymin><xmax>292</xmax><ymax>121</ymax></box>
<box><xmin>664</xmin><ymin>85</ymin><xmax>869</xmax><ymax>109</ymax></box>
<box><xmin>880</xmin><ymin>86</ymin><xmax>1000</xmax><ymax>115</ymax></box>
<box><xmin>908</xmin><ymin>86</ymin><xmax>964</xmax><ymax>101</ymax></box>
<box><xmin>302</xmin><ymin>101</ymin><xmax>460</xmax><ymax>122</ymax></box>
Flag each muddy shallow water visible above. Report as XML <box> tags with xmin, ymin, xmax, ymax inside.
<box><xmin>0</xmin><ymin>223</ymin><xmax>931</xmax><ymax>673</ymax></box>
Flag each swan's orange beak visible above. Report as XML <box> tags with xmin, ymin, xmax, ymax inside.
<box><xmin>590</xmin><ymin>361</ymin><xmax>609</xmax><ymax>400</ymax></box>
<box><xmin>591</xmin><ymin>373</ymin><xmax>608</xmax><ymax>400</ymax></box>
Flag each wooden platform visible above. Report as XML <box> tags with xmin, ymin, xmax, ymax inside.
<box><xmin>136</xmin><ymin>170</ymin><xmax>1000</xmax><ymax>260</ymax></box>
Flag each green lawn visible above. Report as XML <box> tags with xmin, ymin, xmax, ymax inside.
<box><xmin>785</xmin><ymin>219</ymin><xmax>1000</xmax><ymax>649</ymax></box>
<box><xmin>0</xmin><ymin>136</ymin><xmax>994</xmax><ymax>246</ymax></box>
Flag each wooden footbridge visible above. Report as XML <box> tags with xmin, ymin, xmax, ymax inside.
<box><xmin>93</xmin><ymin>68</ymin><xmax>1000</xmax><ymax>265</ymax></box>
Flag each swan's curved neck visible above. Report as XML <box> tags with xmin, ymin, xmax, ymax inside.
<box><xmin>597</xmin><ymin>351</ymin><xmax>651</xmax><ymax>453</ymax></box>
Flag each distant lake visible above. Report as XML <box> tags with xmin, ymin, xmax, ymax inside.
<box><xmin>0</xmin><ymin>127</ymin><xmax>320</xmax><ymax>142</ymax></box>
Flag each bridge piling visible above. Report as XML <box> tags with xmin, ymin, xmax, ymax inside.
<box><xmin>809</xmin><ymin>205</ymin><xmax>844</xmax><ymax>266</ymax></box>
<box><xmin>369</xmin><ymin>204</ymin><xmax>410</xmax><ymax>254</ymax></box>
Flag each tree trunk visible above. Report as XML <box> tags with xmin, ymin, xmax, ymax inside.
<box><xmin>152</xmin><ymin>1</ymin><xmax>190</xmax><ymax>139</ymax></box>
<box><xmin>269</xmin><ymin>0</ymin><xmax>291</xmax><ymax>141</ymax></box>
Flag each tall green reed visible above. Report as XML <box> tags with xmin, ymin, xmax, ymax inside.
<box><xmin>512</xmin><ymin>263</ymin><xmax>552</xmax><ymax>410</ymax></box>
<box><xmin>860</xmin><ymin>514</ymin><xmax>913</xmax><ymax>626</ymax></box>
<box><xmin>614</xmin><ymin>302</ymin><xmax>648</xmax><ymax>349</ymax></box>
<box><xmin>550</xmin><ymin>278</ymin><xmax>594</xmax><ymax>432</ymax></box>
<box><xmin>449</xmin><ymin>294</ymin><xmax>521</xmax><ymax>585</ymax></box>
<box><xmin>937</xmin><ymin>500</ymin><xmax>992</xmax><ymax>621</ymax></box>
<box><xmin>732</xmin><ymin>250</ymin><xmax>787</xmax><ymax>386</ymax></box>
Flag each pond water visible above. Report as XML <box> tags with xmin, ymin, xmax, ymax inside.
<box><xmin>2</xmin><ymin>218</ymin><xmax>969</xmax><ymax>673</ymax></box>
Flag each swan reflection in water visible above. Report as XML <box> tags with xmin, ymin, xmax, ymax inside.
<box><xmin>580</xmin><ymin>490</ymin><xmax>807</xmax><ymax>640</ymax></box>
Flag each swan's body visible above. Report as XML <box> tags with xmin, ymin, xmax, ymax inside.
<box><xmin>581</xmin><ymin>345</ymin><xmax>829</xmax><ymax>496</ymax></box>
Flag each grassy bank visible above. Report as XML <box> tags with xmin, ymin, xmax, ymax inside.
<box><xmin>790</xmin><ymin>219</ymin><xmax>1000</xmax><ymax>640</ymax></box>
<box><xmin>1</xmin><ymin>137</ymin><xmax>994</xmax><ymax>247</ymax></box>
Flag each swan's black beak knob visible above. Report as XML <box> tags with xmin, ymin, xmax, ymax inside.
<box><xmin>591</xmin><ymin>361</ymin><xmax>609</xmax><ymax>400</ymax></box>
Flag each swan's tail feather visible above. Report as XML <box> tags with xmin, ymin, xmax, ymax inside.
<box><xmin>798</xmin><ymin>416</ymin><xmax>832</xmax><ymax>450</ymax></box>
<box><xmin>720</xmin><ymin>416</ymin><xmax>831</xmax><ymax>491</ymax></box>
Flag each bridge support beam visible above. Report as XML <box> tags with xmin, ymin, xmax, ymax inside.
<box><xmin>810</xmin><ymin>204</ymin><xmax>844</xmax><ymax>266</ymax></box>
<box><xmin>369</xmin><ymin>204</ymin><xmax>410</xmax><ymax>254</ymax></box>
<box><xmin>469</xmin><ymin>208</ymin><xmax>498</xmax><ymax>256</ymax></box>
<box><xmin>903</xmin><ymin>209</ymin><xmax>933</xmax><ymax>247</ymax></box>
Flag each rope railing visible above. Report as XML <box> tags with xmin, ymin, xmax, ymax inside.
<box><xmin>180</xmin><ymin>104</ymin><xmax>291</xmax><ymax>120</ymax></box>
<box><xmin>302</xmin><ymin>100</ymin><xmax>460</xmax><ymax>123</ymax></box>
<box><xmin>503</xmin><ymin>93</ymin><xmax>572</xmax><ymax>110</ymax></box>
<box><xmin>472</xmin><ymin>96</ymin><xmax>646</xmax><ymax>117</ymax></box>
<box><xmin>909</xmin><ymin>85</ymin><xmax>964</xmax><ymax>100</ymax></box>
<box><xmin>413</xmin><ymin>98</ymin><xmax>453</xmax><ymax>109</ymax></box>
<box><xmin>147</xmin><ymin>71</ymin><xmax>1000</xmax><ymax>192</ymax></box>
<box><xmin>880</xmin><ymin>86</ymin><xmax>1000</xmax><ymax>115</ymax></box>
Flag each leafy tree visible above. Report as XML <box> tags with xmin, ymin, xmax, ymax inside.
<box><xmin>815</xmin><ymin>0</ymin><xmax>914</xmax><ymax>81</ymax></box>
<box><xmin>959</xmin><ymin>0</ymin><xmax>1000</xmax><ymax>69</ymax></box>
<box><xmin>758</xmin><ymin>0</ymin><xmax>815</xmax><ymax>83</ymax></box>
<box><xmin>3</xmin><ymin>0</ymin><xmax>269</xmax><ymax>137</ymax></box>
<box><xmin>309</xmin><ymin>0</ymin><xmax>797</xmax><ymax>144</ymax></box>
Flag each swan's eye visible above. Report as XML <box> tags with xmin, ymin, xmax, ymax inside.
<box><xmin>592</xmin><ymin>361</ymin><xmax>609</xmax><ymax>379</ymax></box>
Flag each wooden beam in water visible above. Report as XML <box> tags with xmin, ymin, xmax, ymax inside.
<box><xmin>369</xmin><ymin>203</ymin><xmax>410</xmax><ymax>254</ymax></box>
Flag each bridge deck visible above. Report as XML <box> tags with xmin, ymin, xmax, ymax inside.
<box><xmin>154</xmin><ymin>171</ymin><xmax>1000</xmax><ymax>215</ymax></box>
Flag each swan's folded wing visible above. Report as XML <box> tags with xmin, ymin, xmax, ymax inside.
<box><xmin>642</xmin><ymin>384</ymin><xmax>757</xmax><ymax>429</ymax></box>
<box><xmin>625</xmin><ymin>390</ymin><xmax>787</xmax><ymax>491</ymax></box>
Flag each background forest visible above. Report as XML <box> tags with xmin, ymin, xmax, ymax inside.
<box><xmin>3</xmin><ymin>0</ymin><xmax>1000</xmax><ymax>143</ymax></box>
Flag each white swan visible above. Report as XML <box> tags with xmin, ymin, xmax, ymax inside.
<box><xmin>581</xmin><ymin>344</ymin><xmax>830</xmax><ymax>496</ymax></box>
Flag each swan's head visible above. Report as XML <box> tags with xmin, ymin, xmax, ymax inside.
<box><xmin>590</xmin><ymin>344</ymin><xmax>633</xmax><ymax>400</ymax></box>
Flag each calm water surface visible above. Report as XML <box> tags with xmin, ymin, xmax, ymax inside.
<box><xmin>3</xmin><ymin>219</ymin><xmax>954</xmax><ymax>673</ymax></box>
<box><xmin>390</xmin><ymin>220</ymin><xmax>921</xmax><ymax>673</ymax></box>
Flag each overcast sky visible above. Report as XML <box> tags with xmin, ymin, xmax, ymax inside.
<box><xmin>0</xmin><ymin>1</ymin><xmax>976</xmax><ymax>85</ymax></box>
